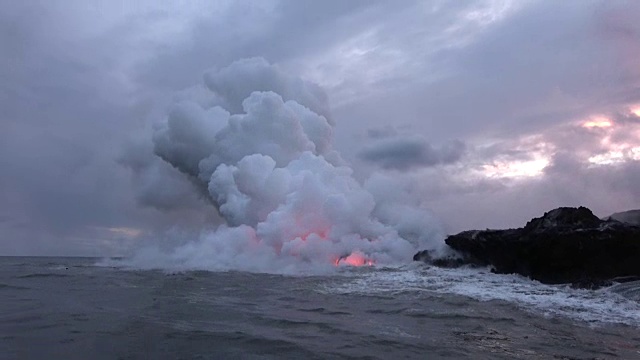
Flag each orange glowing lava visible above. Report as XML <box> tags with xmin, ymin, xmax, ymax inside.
<box><xmin>334</xmin><ymin>252</ymin><xmax>375</xmax><ymax>267</ymax></box>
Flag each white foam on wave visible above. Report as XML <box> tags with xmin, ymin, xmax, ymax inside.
<box><xmin>320</xmin><ymin>265</ymin><xmax>640</xmax><ymax>327</ymax></box>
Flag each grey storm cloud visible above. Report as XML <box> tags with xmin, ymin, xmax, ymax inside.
<box><xmin>0</xmin><ymin>2</ymin><xmax>143</xmax><ymax>255</ymax></box>
<box><xmin>334</xmin><ymin>0</ymin><xmax>640</xmax><ymax>141</ymax></box>
<box><xmin>134</xmin><ymin>0</ymin><xmax>389</xmax><ymax>91</ymax></box>
<box><xmin>359</xmin><ymin>135</ymin><xmax>466</xmax><ymax>170</ymax></box>
<box><xmin>613</xmin><ymin>111</ymin><xmax>640</xmax><ymax>125</ymax></box>
<box><xmin>366</xmin><ymin>126</ymin><xmax>398</xmax><ymax>139</ymax></box>
<box><xmin>1</xmin><ymin>0</ymin><xmax>640</xmax><ymax>257</ymax></box>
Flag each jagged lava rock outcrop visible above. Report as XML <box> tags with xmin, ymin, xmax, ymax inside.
<box><xmin>605</xmin><ymin>209</ymin><xmax>640</xmax><ymax>226</ymax></box>
<box><xmin>415</xmin><ymin>207</ymin><xmax>640</xmax><ymax>287</ymax></box>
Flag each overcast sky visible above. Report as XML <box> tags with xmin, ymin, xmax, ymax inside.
<box><xmin>1</xmin><ymin>0</ymin><xmax>639</xmax><ymax>256</ymax></box>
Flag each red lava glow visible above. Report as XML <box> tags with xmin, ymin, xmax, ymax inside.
<box><xmin>334</xmin><ymin>252</ymin><xmax>375</xmax><ymax>267</ymax></box>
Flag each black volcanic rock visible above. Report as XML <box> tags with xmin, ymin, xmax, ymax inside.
<box><xmin>605</xmin><ymin>209</ymin><xmax>640</xmax><ymax>226</ymax></box>
<box><xmin>412</xmin><ymin>250</ymin><xmax>470</xmax><ymax>268</ymax></box>
<box><xmin>415</xmin><ymin>207</ymin><xmax>640</xmax><ymax>288</ymax></box>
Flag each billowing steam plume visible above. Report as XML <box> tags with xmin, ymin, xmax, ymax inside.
<box><xmin>129</xmin><ymin>58</ymin><xmax>443</xmax><ymax>273</ymax></box>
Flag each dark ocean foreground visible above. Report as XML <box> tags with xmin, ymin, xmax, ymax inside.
<box><xmin>1</xmin><ymin>257</ymin><xmax>639</xmax><ymax>359</ymax></box>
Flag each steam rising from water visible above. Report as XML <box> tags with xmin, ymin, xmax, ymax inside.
<box><xmin>127</xmin><ymin>58</ymin><xmax>443</xmax><ymax>273</ymax></box>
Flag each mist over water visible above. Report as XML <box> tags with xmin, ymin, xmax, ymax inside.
<box><xmin>122</xmin><ymin>58</ymin><xmax>444</xmax><ymax>273</ymax></box>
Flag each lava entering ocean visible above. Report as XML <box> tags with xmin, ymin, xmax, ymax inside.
<box><xmin>335</xmin><ymin>252</ymin><xmax>375</xmax><ymax>267</ymax></box>
<box><xmin>124</xmin><ymin>57</ymin><xmax>443</xmax><ymax>272</ymax></box>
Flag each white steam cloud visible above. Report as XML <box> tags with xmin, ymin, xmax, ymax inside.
<box><xmin>126</xmin><ymin>58</ymin><xmax>443</xmax><ymax>273</ymax></box>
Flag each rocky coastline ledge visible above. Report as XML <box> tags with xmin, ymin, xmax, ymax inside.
<box><xmin>414</xmin><ymin>207</ymin><xmax>640</xmax><ymax>288</ymax></box>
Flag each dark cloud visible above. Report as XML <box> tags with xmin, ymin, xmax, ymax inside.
<box><xmin>335</xmin><ymin>1</ymin><xmax>640</xmax><ymax>142</ymax></box>
<box><xmin>613</xmin><ymin>111</ymin><xmax>640</xmax><ymax>125</ymax></box>
<box><xmin>366</xmin><ymin>126</ymin><xmax>398</xmax><ymax>139</ymax></box>
<box><xmin>359</xmin><ymin>135</ymin><xmax>465</xmax><ymax>170</ymax></box>
<box><xmin>134</xmin><ymin>0</ymin><xmax>389</xmax><ymax>92</ymax></box>
<box><xmin>0</xmin><ymin>4</ymin><xmax>137</xmax><ymax>255</ymax></box>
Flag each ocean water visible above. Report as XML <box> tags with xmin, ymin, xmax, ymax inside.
<box><xmin>1</xmin><ymin>257</ymin><xmax>639</xmax><ymax>359</ymax></box>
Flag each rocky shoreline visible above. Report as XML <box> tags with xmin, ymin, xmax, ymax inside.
<box><xmin>414</xmin><ymin>207</ymin><xmax>640</xmax><ymax>288</ymax></box>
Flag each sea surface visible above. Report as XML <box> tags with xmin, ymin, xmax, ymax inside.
<box><xmin>1</xmin><ymin>256</ymin><xmax>640</xmax><ymax>359</ymax></box>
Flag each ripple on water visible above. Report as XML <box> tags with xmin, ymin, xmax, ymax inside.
<box><xmin>0</xmin><ymin>283</ymin><xmax>29</xmax><ymax>290</ymax></box>
<box><xmin>16</xmin><ymin>273</ymin><xmax>70</xmax><ymax>279</ymax></box>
